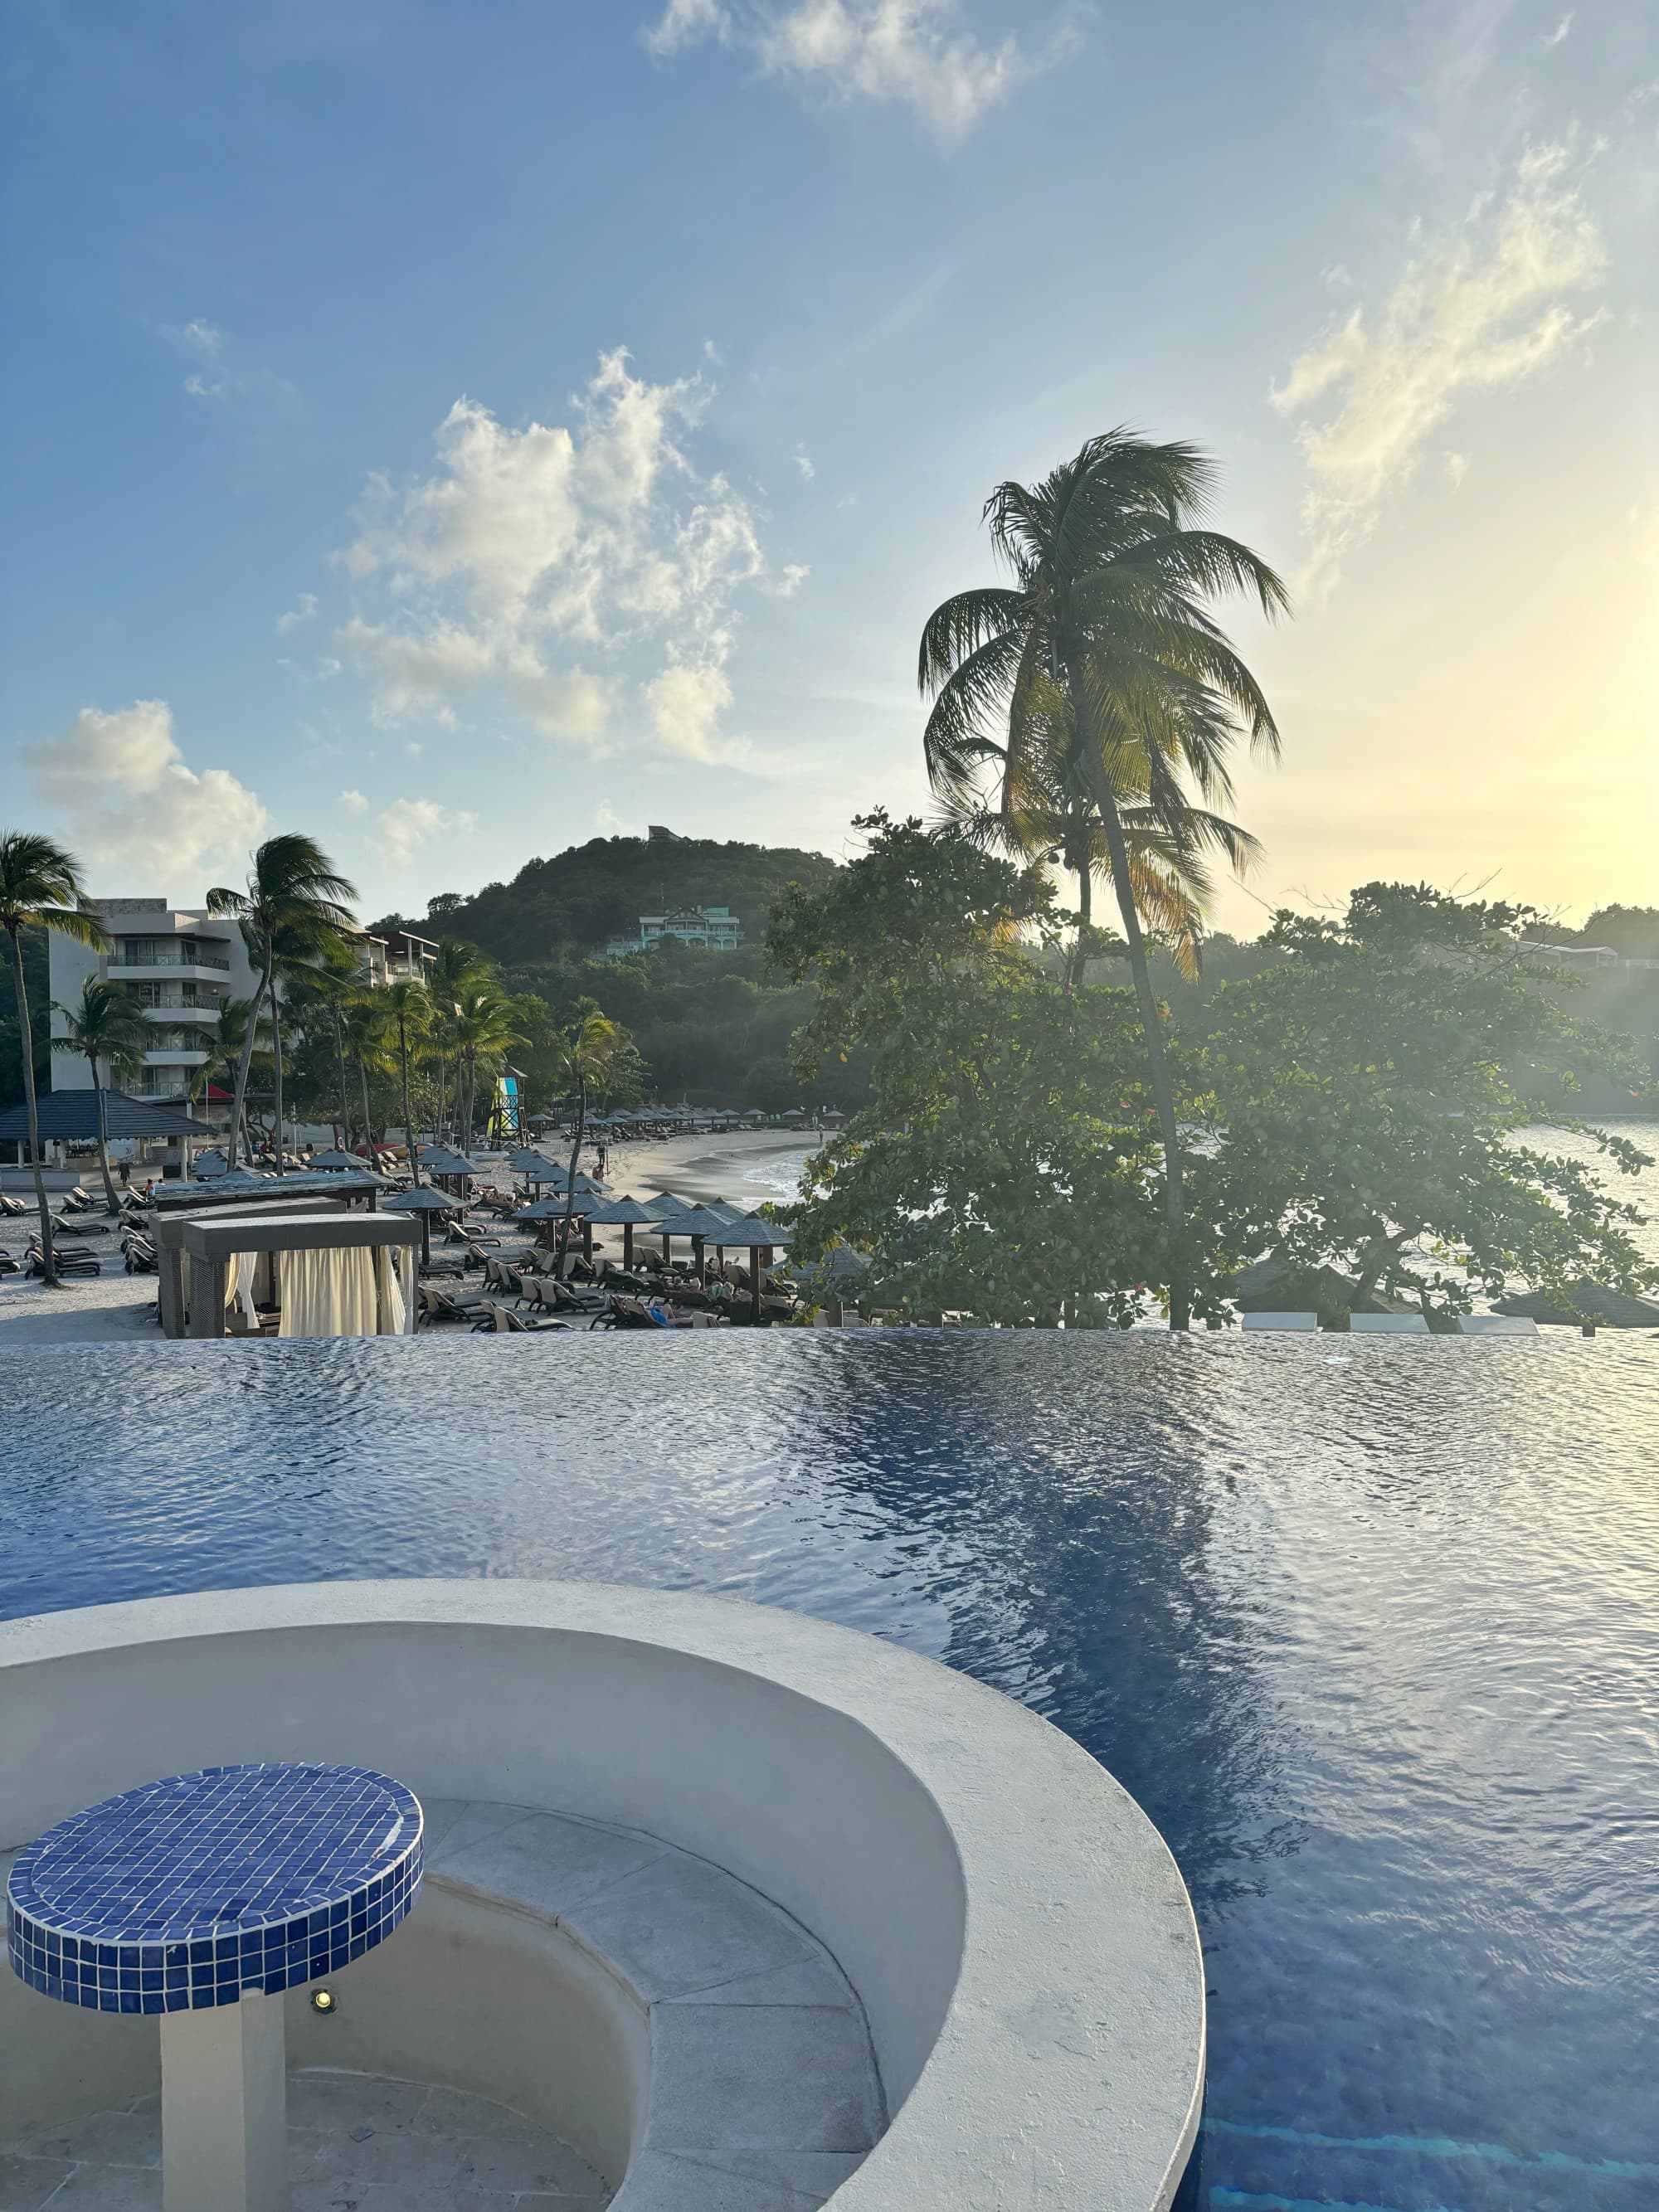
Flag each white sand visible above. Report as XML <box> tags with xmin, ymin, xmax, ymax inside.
<box><xmin>595</xmin><ymin>1126</ymin><xmax>816</xmax><ymax>1210</ymax></box>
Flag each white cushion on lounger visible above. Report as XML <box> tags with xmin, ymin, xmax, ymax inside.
<box><xmin>1243</xmin><ymin>1310</ymin><xmax>1318</xmax><ymax>1331</ymax></box>
<box><xmin>1350</xmin><ymin>1313</ymin><xmax>1429</xmax><ymax>1333</ymax></box>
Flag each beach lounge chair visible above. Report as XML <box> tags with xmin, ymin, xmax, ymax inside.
<box><xmin>1457</xmin><ymin>1314</ymin><xmax>1539</xmax><ymax>1336</ymax></box>
<box><xmin>418</xmin><ymin>1283</ymin><xmax>489</xmax><ymax>1325</ymax></box>
<box><xmin>25</xmin><ymin>1244</ymin><xmax>101</xmax><ymax>1279</ymax></box>
<box><xmin>0</xmin><ymin>1249</ymin><xmax>18</xmax><ymax>1274</ymax></box>
<box><xmin>469</xmin><ymin>1300</ymin><xmax>569</xmax><ymax>1333</ymax></box>
<box><xmin>1242</xmin><ymin>1311</ymin><xmax>1319</xmax><ymax>1331</ymax></box>
<box><xmin>1349</xmin><ymin>1313</ymin><xmax>1430</xmax><ymax>1334</ymax></box>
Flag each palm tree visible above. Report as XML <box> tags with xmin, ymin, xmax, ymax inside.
<box><xmin>0</xmin><ymin>833</ymin><xmax>109</xmax><ymax>1286</ymax></box>
<box><xmin>275</xmin><ymin>941</ymin><xmax>359</xmax><ymax>1148</ymax></box>
<box><xmin>426</xmin><ymin>937</ymin><xmax>489</xmax><ymax>1143</ymax></box>
<box><xmin>207</xmin><ymin>836</ymin><xmax>358</xmax><ymax>1173</ymax></box>
<box><xmin>340</xmin><ymin>993</ymin><xmax>397</xmax><ymax>1153</ymax></box>
<box><xmin>51</xmin><ymin>977</ymin><xmax>150</xmax><ymax>1213</ymax></box>
<box><xmin>187</xmin><ymin>995</ymin><xmax>269</xmax><ymax>1158</ymax></box>
<box><xmin>449</xmin><ymin>983</ymin><xmax>519</xmax><ymax>1153</ymax></box>
<box><xmin>919</xmin><ymin>430</ymin><xmax>1287</xmax><ymax>1328</ymax></box>
<box><xmin>383</xmin><ymin>979</ymin><xmax>430</xmax><ymax>1182</ymax></box>
<box><xmin>935</xmin><ymin>699</ymin><xmax>1258</xmax><ymax>987</ymax></box>
<box><xmin>549</xmin><ymin>1012</ymin><xmax>626</xmax><ymax>1265</ymax></box>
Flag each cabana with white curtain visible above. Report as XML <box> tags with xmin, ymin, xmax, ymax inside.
<box><xmin>180</xmin><ymin>1210</ymin><xmax>421</xmax><ymax>1340</ymax></box>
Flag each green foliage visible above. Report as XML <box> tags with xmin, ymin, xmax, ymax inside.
<box><xmin>767</xmin><ymin>836</ymin><xmax>1653</xmax><ymax>1327</ymax></box>
<box><xmin>1546</xmin><ymin>905</ymin><xmax>1659</xmax><ymax>960</ymax></box>
<box><xmin>1196</xmin><ymin>892</ymin><xmax>1656</xmax><ymax>1317</ymax></box>
<box><xmin>0</xmin><ymin>924</ymin><xmax>49</xmax><ymax>1111</ymax></box>
<box><xmin>499</xmin><ymin>938</ymin><xmax>831</xmax><ymax>1111</ymax></box>
<box><xmin>391</xmin><ymin>833</ymin><xmax>841</xmax><ymax>966</ymax></box>
<box><xmin>767</xmin><ymin>814</ymin><xmax>1175</xmax><ymax>1325</ymax></box>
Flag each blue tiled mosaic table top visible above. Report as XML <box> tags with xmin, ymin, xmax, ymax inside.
<box><xmin>7</xmin><ymin>1761</ymin><xmax>422</xmax><ymax>2016</ymax></box>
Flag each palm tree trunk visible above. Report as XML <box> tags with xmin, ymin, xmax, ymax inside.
<box><xmin>90</xmin><ymin>1056</ymin><xmax>119</xmax><ymax>1213</ymax></box>
<box><xmin>226</xmin><ymin>956</ymin><xmax>272</xmax><ymax>1172</ymax></box>
<box><xmin>400</xmin><ymin>1018</ymin><xmax>420</xmax><ymax>1187</ymax></box>
<box><xmin>7</xmin><ymin>923</ymin><xmax>57</xmax><ymax>1288</ymax></box>
<box><xmin>1079</xmin><ymin>746</ymin><xmax>1191</xmax><ymax>1331</ymax></box>
<box><xmin>560</xmin><ymin>1077</ymin><xmax>586</xmax><ymax>1271</ymax></box>
<box><xmin>435</xmin><ymin>1048</ymin><xmax>447</xmax><ymax>1146</ymax></box>
<box><xmin>1068</xmin><ymin>857</ymin><xmax>1093</xmax><ymax>991</ymax></box>
<box><xmin>358</xmin><ymin>1057</ymin><xmax>373</xmax><ymax>1151</ymax></box>
<box><xmin>271</xmin><ymin>990</ymin><xmax>286</xmax><ymax>1176</ymax></box>
<box><xmin>332</xmin><ymin>1010</ymin><xmax>352</xmax><ymax>1148</ymax></box>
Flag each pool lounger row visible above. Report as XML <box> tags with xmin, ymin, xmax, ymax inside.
<box><xmin>1242</xmin><ymin>1311</ymin><xmax>1539</xmax><ymax>1335</ymax></box>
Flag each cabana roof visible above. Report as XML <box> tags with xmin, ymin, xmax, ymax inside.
<box><xmin>0</xmin><ymin>1089</ymin><xmax>207</xmax><ymax>1140</ymax></box>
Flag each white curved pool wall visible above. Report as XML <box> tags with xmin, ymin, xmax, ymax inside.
<box><xmin>0</xmin><ymin>1581</ymin><xmax>1205</xmax><ymax>2210</ymax></box>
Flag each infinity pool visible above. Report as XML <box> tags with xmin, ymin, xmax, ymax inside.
<box><xmin>2</xmin><ymin>1330</ymin><xmax>1656</xmax><ymax>2211</ymax></box>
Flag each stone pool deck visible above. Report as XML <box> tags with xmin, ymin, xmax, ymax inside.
<box><xmin>0</xmin><ymin>2069</ymin><xmax>611</xmax><ymax>2209</ymax></box>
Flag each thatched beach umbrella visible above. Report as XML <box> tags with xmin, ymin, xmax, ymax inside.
<box><xmin>649</xmin><ymin>1202</ymin><xmax>738</xmax><ymax>1278</ymax></box>
<box><xmin>704</xmin><ymin>1212</ymin><xmax>785</xmax><ymax>1321</ymax></box>
<box><xmin>513</xmin><ymin>1189</ymin><xmax>601</xmax><ymax>1262</ymax></box>
<box><xmin>583</xmin><ymin>1194</ymin><xmax>657</xmax><ymax>1271</ymax></box>
<box><xmin>382</xmin><ymin>1183</ymin><xmax>465</xmax><ymax>1268</ymax></box>
<box><xmin>307</xmin><ymin>1147</ymin><xmax>364</xmax><ymax>1171</ymax></box>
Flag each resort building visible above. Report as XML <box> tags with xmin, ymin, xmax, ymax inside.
<box><xmin>47</xmin><ymin>897</ymin><xmax>435</xmax><ymax>1104</ymax></box>
<box><xmin>601</xmin><ymin>904</ymin><xmax>744</xmax><ymax>960</ymax></box>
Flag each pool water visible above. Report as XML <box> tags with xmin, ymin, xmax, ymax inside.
<box><xmin>2</xmin><ymin>1330</ymin><xmax>1657</xmax><ymax>2211</ymax></box>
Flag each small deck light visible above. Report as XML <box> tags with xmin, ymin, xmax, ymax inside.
<box><xmin>310</xmin><ymin>1987</ymin><xmax>337</xmax><ymax>2014</ymax></box>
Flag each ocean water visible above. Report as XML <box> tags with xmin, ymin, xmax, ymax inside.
<box><xmin>2</xmin><ymin>1325</ymin><xmax>1656</xmax><ymax>2211</ymax></box>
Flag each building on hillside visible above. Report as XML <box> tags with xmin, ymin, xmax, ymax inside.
<box><xmin>48</xmin><ymin>897</ymin><xmax>435</xmax><ymax>1106</ymax></box>
<box><xmin>1517</xmin><ymin>941</ymin><xmax>1659</xmax><ymax>975</ymax></box>
<box><xmin>601</xmin><ymin>905</ymin><xmax>744</xmax><ymax>960</ymax></box>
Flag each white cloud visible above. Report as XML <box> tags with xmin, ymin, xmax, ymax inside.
<box><xmin>169</xmin><ymin>318</ymin><xmax>296</xmax><ymax>416</ymax></box>
<box><xmin>276</xmin><ymin>591</ymin><xmax>318</xmax><ymax>635</ymax></box>
<box><xmin>645</xmin><ymin>661</ymin><xmax>738</xmax><ymax>761</ymax></box>
<box><xmin>1273</xmin><ymin>142</ymin><xmax>1606</xmax><ymax>597</ymax></box>
<box><xmin>331</xmin><ymin>348</ymin><xmax>786</xmax><ymax>761</ymax></box>
<box><xmin>339</xmin><ymin>788</ymin><xmax>370</xmax><ymax>813</ymax></box>
<box><xmin>646</xmin><ymin>0</ymin><xmax>727</xmax><ymax>49</ymax></box>
<box><xmin>793</xmin><ymin>444</ymin><xmax>816</xmax><ymax>479</ymax></box>
<box><xmin>22</xmin><ymin>702</ymin><xmax>268</xmax><ymax>893</ymax></box>
<box><xmin>1542</xmin><ymin>11</ymin><xmax>1572</xmax><ymax>45</ymax></box>
<box><xmin>642</xmin><ymin>0</ymin><xmax>1068</xmax><ymax>140</ymax></box>
<box><xmin>377</xmin><ymin>797</ymin><xmax>478</xmax><ymax>869</ymax></box>
<box><xmin>1443</xmin><ymin>450</ymin><xmax>1470</xmax><ymax>488</ymax></box>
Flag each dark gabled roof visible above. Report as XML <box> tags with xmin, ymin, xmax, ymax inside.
<box><xmin>0</xmin><ymin>1088</ymin><xmax>208</xmax><ymax>1140</ymax></box>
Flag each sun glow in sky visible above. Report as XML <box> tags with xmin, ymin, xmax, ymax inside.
<box><xmin>2</xmin><ymin>1</ymin><xmax>1654</xmax><ymax>932</ymax></box>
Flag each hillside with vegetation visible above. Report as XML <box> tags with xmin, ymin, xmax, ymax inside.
<box><xmin>383</xmin><ymin>831</ymin><xmax>842</xmax><ymax>967</ymax></box>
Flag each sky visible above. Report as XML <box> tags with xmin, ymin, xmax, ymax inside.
<box><xmin>2</xmin><ymin>0</ymin><xmax>1655</xmax><ymax>936</ymax></box>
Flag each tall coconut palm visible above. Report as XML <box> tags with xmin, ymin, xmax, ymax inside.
<box><xmin>449</xmin><ymin>983</ymin><xmax>519</xmax><ymax>1154</ymax></box>
<box><xmin>383</xmin><ymin>979</ymin><xmax>430</xmax><ymax>1182</ymax></box>
<box><xmin>187</xmin><ymin>995</ymin><xmax>269</xmax><ymax>1156</ymax></box>
<box><xmin>340</xmin><ymin>992</ymin><xmax>397</xmax><ymax>1152</ymax></box>
<box><xmin>549</xmin><ymin>1012</ymin><xmax>626</xmax><ymax>1266</ymax></box>
<box><xmin>935</xmin><ymin>701</ymin><xmax>1259</xmax><ymax>986</ymax></box>
<box><xmin>919</xmin><ymin>430</ymin><xmax>1287</xmax><ymax>1328</ymax></box>
<box><xmin>0</xmin><ymin>834</ymin><xmax>109</xmax><ymax>1286</ymax></box>
<box><xmin>426</xmin><ymin>937</ymin><xmax>489</xmax><ymax>1143</ymax></box>
<box><xmin>275</xmin><ymin>940</ymin><xmax>359</xmax><ymax>1148</ymax></box>
<box><xmin>207</xmin><ymin>836</ymin><xmax>358</xmax><ymax>1173</ymax></box>
<box><xmin>51</xmin><ymin>977</ymin><xmax>150</xmax><ymax>1213</ymax></box>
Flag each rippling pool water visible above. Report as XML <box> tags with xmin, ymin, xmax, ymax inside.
<box><xmin>2</xmin><ymin>1329</ymin><xmax>1656</xmax><ymax>2210</ymax></box>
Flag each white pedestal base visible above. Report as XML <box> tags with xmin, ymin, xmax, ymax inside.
<box><xmin>160</xmin><ymin>1990</ymin><xmax>287</xmax><ymax>2212</ymax></box>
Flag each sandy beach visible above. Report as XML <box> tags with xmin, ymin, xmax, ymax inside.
<box><xmin>0</xmin><ymin>1129</ymin><xmax>822</xmax><ymax>1349</ymax></box>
